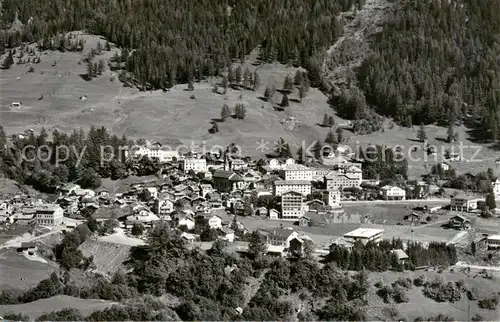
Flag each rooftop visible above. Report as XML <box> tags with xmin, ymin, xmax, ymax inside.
<box><xmin>487</xmin><ymin>234</ymin><xmax>500</xmax><ymax>241</ymax></box>
<box><xmin>274</xmin><ymin>180</ymin><xmax>311</xmax><ymax>185</ymax></box>
<box><xmin>344</xmin><ymin>228</ymin><xmax>384</xmax><ymax>239</ymax></box>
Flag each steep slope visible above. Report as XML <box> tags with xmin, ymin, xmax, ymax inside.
<box><xmin>322</xmin><ymin>0</ymin><xmax>394</xmax><ymax>92</ymax></box>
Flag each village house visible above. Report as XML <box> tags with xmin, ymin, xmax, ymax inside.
<box><xmin>273</xmin><ymin>180</ymin><xmax>312</xmax><ymax>196</ymax></box>
<box><xmin>219</xmin><ymin>227</ymin><xmax>235</xmax><ymax>242</ymax></box>
<box><xmin>492</xmin><ymin>179</ymin><xmax>500</xmax><ymax>199</ymax></box>
<box><xmin>304</xmin><ymin>199</ymin><xmax>325</xmax><ymax>212</ymax></box>
<box><xmin>143</xmin><ymin>187</ymin><xmax>159</xmax><ymax>200</ymax></box>
<box><xmin>281</xmin><ymin>191</ymin><xmax>305</xmax><ymax>220</ymax></box>
<box><xmin>439</xmin><ymin>162</ymin><xmax>451</xmax><ymax>171</ymax></box>
<box><xmin>212</xmin><ymin>170</ymin><xmax>244</xmax><ymax>193</ymax></box>
<box><xmin>450</xmin><ymin>194</ymin><xmax>479</xmax><ymax>212</ymax></box>
<box><xmin>265</xmin><ymin>228</ymin><xmax>299</xmax><ymax>248</ymax></box>
<box><xmin>486</xmin><ymin>234</ymin><xmax>500</xmax><ymax>249</ymax></box>
<box><xmin>380</xmin><ymin>185</ymin><xmax>406</xmax><ymax>201</ymax></box>
<box><xmin>449</xmin><ymin>214</ymin><xmax>471</xmax><ymax>230</ymax></box>
<box><xmin>322</xmin><ymin>189</ymin><xmax>341</xmax><ymax>207</ymax></box>
<box><xmin>175</xmin><ymin>212</ymin><xmax>196</xmax><ymax>230</ymax></box>
<box><xmin>322</xmin><ymin>153</ymin><xmax>362</xmax><ymax>170</ymax></box>
<box><xmin>154</xmin><ymin>197</ymin><xmax>174</xmax><ymax>215</ymax></box>
<box><xmin>200</xmin><ymin>184</ymin><xmax>215</xmax><ymax>197</ymax></box>
<box><xmin>208</xmin><ymin>215</ymin><xmax>223</xmax><ymax>229</ymax></box>
<box><xmin>181</xmin><ymin>232</ymin><xmax>198</xmax><ymax>243</ymax></box>
<box><xmin>391</xmin><ymin>249</ymin><xmax>409</xmax><ymax>264</ymax></box>
<box><xmin>288</xmin><ymin>237</ymin><xmax>307</xmax><ymax>257</ymax></box>
<box><xmin>58</xmin><ymin>183</ymin><xmax>81</xmax><ymax>196</ymax></box>
<box><xmin>35</xmin><ymin>204</ymin><xmax>64</xmax><ymax>226</ymax></box>
<box><xmin>268</xmin><ymin>209</ymin><xmax>280</xmax><ymax>219</ymax></box>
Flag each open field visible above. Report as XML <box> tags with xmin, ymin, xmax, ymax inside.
<box><xmin>0</xmin><ymin>248</ymin><xmax>58</xmax><ymax>291</ymax></box>
<box><xmin>365</xmin><ymin>269</ymin><xmax>500</xmax><ymax>321</ymax></box>
<box><xmin>0</xmin><ymin>295</ymin><xmax>117</xmax><ymax>319</ymax></box>
<box><xmin>1</xmin><ymin>33</ymin><xmax>497</xmax><ymax>179</ymax></box>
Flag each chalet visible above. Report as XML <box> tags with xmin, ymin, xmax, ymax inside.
<box><xmin>304</xmin><ymin>199</ymin><xmax>325</xmax><ymax>212</ymax></box>
<box><xmin>450</xmin><ymin>194</ymin><xmax>479</xmax><ymax>212</ymax></box>
<box><xmin>269</xmin><ymin>209</ymin><xmax>279</xmax><ymax>219</ymax></box>
<box><xmin>58</xmin><ymin>183</ymin><xmax>81</xmax><ymax>196</ymax></box>
<box><xmin>380</xmin><ymin>186</ymin><xmax>406</xmax><ymax>200</ymax></box>
<box><xmin>219</xmin><ymin>227</ymin><xmax>235</xmax><ymax>242</ymax></box>
<box><xmin>486</xmin><ymin>235</ymin><xmax>500</xmax><ymax>249</ymax></box>
<box><xmin>449</xmin><ymin>215</ymin><xmax>471</xmax><ymax>230</ymax></box>
<box><xmin>143</xmin><ymin>187</ymin><xmax>159</xmax><ymax>200</ymax></box>
<box><xmin>200</xmin><ymin>184</ymin><xmax>215</xmax><ymax>197</ymax></box>
<box><xmin>208</xmin><ymin>215</ymin><xmax>223</xmax><ymax>229</ymax></box>
<box><xmin>255</xmin><ymin>207</ymin><xmax>268</xmax><ymax>216</ymax></box>
<box><xmin>298</xmin><ymin>216</ymin><xmax>310</xmax><ymax>227</ymax></box>
<box><xmin>289</xmin><ymin>237</ymin><xmax>306</xmax><ymax>257</ymax></box>
<box><xmin>492</xmin><ymin>179</ymin><xmax>500</xmax><ymax>199</ymax></box>
<box><xmin>154</xmin><ymin>198</ymin><xmax>174</xmax><ymax>215</ymax></box>
<box><xmin>181</xmin><ymin>232</ymin><xmax>197</xmax><ymax>243</ymax></box>
<box><xmin>405</xmin><ymin>212</ymin><xmax>420</xmax><ymax>222</ymax></box>
<box><xmin>391</xmin><ymin>249</ymin><xmax>409</xmax><ymax>263</ymax></box>
<box><xmin>175</xmin><ymin>213</ymin><xmax>195</xmax><ymax>230</ymax></box>
<box><xmin>265</xmin><ymin>228</ymin><xmax>299</xmax><ymax>249</ymax></box>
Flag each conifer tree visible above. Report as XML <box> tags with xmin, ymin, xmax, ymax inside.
<box><xmin>417</xmin><ymin>124</ymin><xmax>427</xmax><ymax>142</ymax></box>
<box><xmin>253</xmin><ymin>71</ymin><xmax>260</xmax><ymax>91</ymax></box>
<box><xmin>447</xmin><ymin>123</ymin><xmax>455</xmax><ymax>143</ymax></box>
<box><xmin>294</xmin><ymin>70</ymin><xmax>303</xmax><ymax>85</ymax></box>
<box><xmin>221</xmin><ymin>104</ymin><xmax>231</xmax><ymax>120</ymax></box>
<box><xmin>323</xmin><ymin>113</ymin><xmax>329</xmax><ymax>126</ymax></box>
<box><xmin>281</xmin><ymin>94</ymin><xmax>289</xmax><ymax>107</ymax></box>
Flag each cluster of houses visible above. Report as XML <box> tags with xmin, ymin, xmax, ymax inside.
<box><xmin>2</xmin><ymin>140</ymin><xmax>499</xmax><ymax>255</ymax></box>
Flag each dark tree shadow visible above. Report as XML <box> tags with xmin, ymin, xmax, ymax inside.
<box><xmin>211</xmin><ymin>118</ymin><xmax>224</xmax><ymax>123</ymax></box>
<box><xmin>406</xmin><ymin>138</ymin><xmax>424</xmax><ymax>143</ymax></box>
<box><xmin>257</xmin><ymin>96</ymin><xmax>268</xmax><ymax>102</ymax></box>
<box><xmin>79</xmin><ymin>73</ymin><xmax>91</xmax><ymax>81</ymax></box>
<box><xmin>316</xmin><ymin>123</ymin><xmax>331</xmax><ymax>128</ymax></box>
<box><xmin>435</xmin><ymin>137</ymin><xmax>449</xmax><ymax>143</ymax></box>
<box><xmin>290</xmin><ymin>98</ymin><xmax>300</xmax><ymax>103</ymax></box>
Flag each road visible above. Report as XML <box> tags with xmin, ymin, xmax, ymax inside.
<box><xmin>454</xmin><ymin>261</ymin><xmax>500</xmax><ymax>272</ymax></box>
<box><xmin>341</xmin><ymin>198</ymin><xmax>449</xmax><ymax>206</ymax></box>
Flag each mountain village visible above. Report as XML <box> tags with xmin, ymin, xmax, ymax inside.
<box><xmin>2</xmin><ymin>140</ymin><xmax>500</xmax><ymax>258</ymax></box>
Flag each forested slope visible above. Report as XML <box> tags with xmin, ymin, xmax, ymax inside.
<box><xmin>350</xmin><ymin>0</ymin><xmax>500</xmax><ymax>138</ymax></box>
<box><xmin>0</xmin><ymin>0</ymin><xmax>365</xmax><ymax>88</ymax></box>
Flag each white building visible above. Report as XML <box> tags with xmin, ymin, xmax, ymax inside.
<box><xmin>380</xmin><ymin>185</ymin><xmax>406</xmax><ymax>200</ymax></box>
<box><xmin>486</xmin><ymin>234</ymin><xmax>500</xmax><ymax>249</ymax></box>
<box><xmin>323</xmin><ymin>189</ymin><xmax>341</xmax><ymax>207</ymax></box>
<box><xmin>266</xmin><ymin>228</ymin><xmax>299</xmax><ymax>248</ymax></box>
<box><xmin>281</xmin><ymin>191</ymin><xmax>305</xmax><ymax>220</ymax></box>
<box><xmin>343</xmin><ymin>228</ymin><xmax>383</xmax><ymax>245</ymax></box>
<box><xmin>450</xmin><ymin>195</ymin><xmax>479</xmax><ymax>212</ymax></box>
<box><xmin>273</xmin><ymin>180</ymin><xmax>312</xmax><ymax>196</ymax></box>
<box><xmin>181</xmin><ymin>157</ymin><xmax>207</xmax><ymax>173</ymax></box>
<box><xmin>128</xmin><ymin>143</ymin><xmax>179</xmax><ymax>162</ymax></box>
<box><xmin>208</xmin><ymin>215</ymin><xmax>223</xmax><ymax>229</ymax></box>
<box><xmin>325</xmin><ymin>173</ymin><xmax>361</xmax><ymax>191</ymax></box>
<box><xmin>35</xmin><ymin>204</ymin><xmax>64</xmax><ymax>226</ymax></box>
<box><xmin>279</xmin><ymin>164</ymin><xmax>313</xmax><ymax>181</ymax></box>
<box><xmin>492</xmin><ymin>179</ymin><xmax>500</xmax><ymax>199</ymax></box>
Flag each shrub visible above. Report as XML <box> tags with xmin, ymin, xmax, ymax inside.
<box><xmin>393</xmin><ymin>277</ymin><xmax>412</xmax><ymax>289</ymax></box>
<box><xmin>413</xmin><ymin>275</ymin><xmax>426</xmax><ymax>287</ymax></box>
<box><xmin>374</xmin><ymin>281</ymin><xmax>383</xmax><ymax>288</ymax></box>
<box><xmin>3</xmin><ymin>313</ymin><xmax>30</xmax><ymax>321</ymax></box>
<box><xmin>190</xmin><ymin>94</ymin><xmax>196</xmax><ymax>99</ymax></box>
<box><xmin>478</xmin><ymin>295</ymin><xmax>499</xmax><ymax>310</ymax></box>
<box><xmin>467</xmin><ymin>287</ymin><xmax>479</xmax><ymax>300</ymax></box>
<box><xmin>423</xmin><ymin>278</ymin><xmax>461</xmax><ymax>303</ymax></box>
<box><xmin>392</xmin><ymin>285</ymin><xmax>409</xmax><ymax>303</ymax></box>
<box><xmin>376</xmin><ymin>285</ymin><xmax>393</xmax><ymax>303</ymax></box>
<box><xmin>471</xmin><ymin>314</ymin><xmax>483</xmax><ymax>321</ymax></box>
